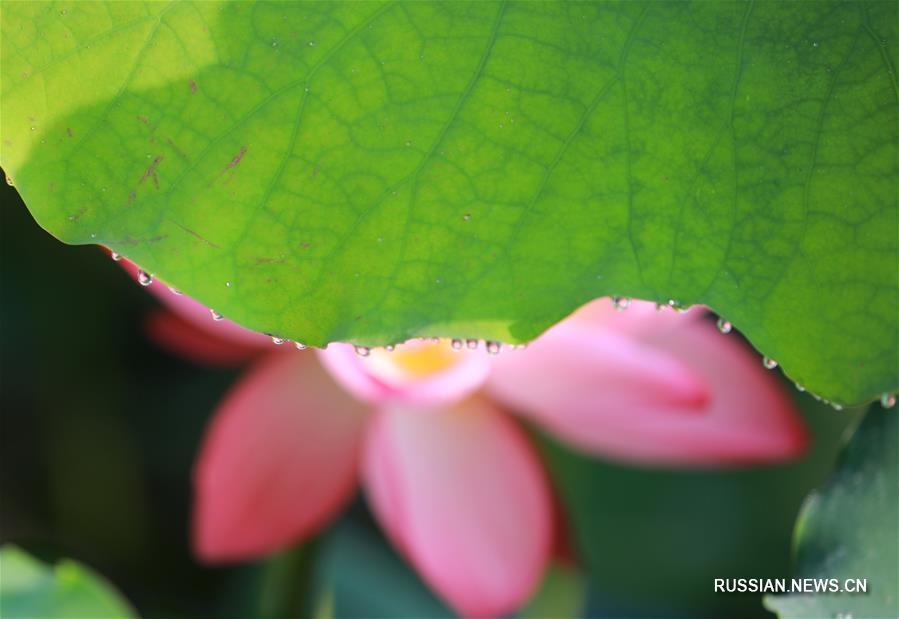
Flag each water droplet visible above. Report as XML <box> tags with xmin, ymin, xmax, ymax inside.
<box><xmin>169</xmin><ymin>287</ymin><xmax>183</xmax><ymax>295</ymax></box>
<box><xmin>612</xmin><ymin>296</ymin><xmax>630</xmax><ymax>311</ymax></box>
<box><xmin>716</xmin><ymin>318</ymin><xmax>732</xmax><ymax>334</ymax></box>
<box><xmin>384</xmin><ymin>345</ymin><xmax>395</xmax><ymax>352</ymax></box>
<box><xmin>485</xmin><ymin>341</ymin><xmax>501</xmax><ymax>355</ymax></box>
<box><xmin>225</xmin><ymin>281</ymin><xmax>232</xmax><ymax>288</ymax></box>
<box><xmin>271</xmin><ymin>40</ymin><xmax>278</xmax><ymax>47</ymax></box>
<box><xmin>210</xmin><ymin>309</ymin><xmax>224</xmax><ymax>321</ymax></box>
<box><xmin>812</xmin><ymin>41</ymin><xmax>819</xmax><ymax>48</ymax></box>
<box><xmin>451</xmin><ymin>338</ymin><xmax>463</xmax><ymax>350</ymax></box>
<box><xmin>110</xmin><ymin>252</ymin><xmax>122</xmax><ymax>261</ymax></box>
<box><xmin>881</xmin><ymin>392</ymin><xmax>896</xmax><ymax>409</ymax></box>
<box><xmin>462</xmin><ymin>213</ymin><xmax>471</xmax><ymax>221</ymax></box>
<box><xmin>832</xmin><ymin>403</ymin><xmax>843</xmax><ymax>411</ymax></box>
<box><xmin>294</xmin><ymin>341</ymin><xmax>307</xmax><ymax>350</ymax></box>
<box><xmin>137</xmin><ymin>270</ymin><xmax>153</xmax><ymax>286</ymax></box>
<box><xmin>4</xmin><ymin>175</ymin><xmax>13</xmax><ymax>186</ymax></box>
<box><xmin>354</xmin><ymin>345</ymin><xmax>370</xmax><ymax>357</ymax></box>
<box><xmin>465</xmin><ymin>339</ymin><xmax>479</xmax><ymax>350</ymax></box>
<box><xmin>308</xmin><ymin>40</ymin><xmax>316</xmax><ymax>47</ymax></box>
<box><xmin>795</xmin><ymin>383</ymin><xmax>806</xmax><ymax>392</ymax></box>
<box><xmin>763</xmin><ymin>356</ymin><xmax>778</xmax><ymax>370</ymax></box>
<box><xmin>271</xmin><ymin>336</ymin><xmax>286</xmax><ymax>345</ymax></box>
<box><xmin>405</xmin><ymin>140</ymin><xmax>412</xmax><ymax>147</ymax></box>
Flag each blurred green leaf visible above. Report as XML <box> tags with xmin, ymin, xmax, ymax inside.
<box><xmin>764</xmin><ymin>405</ymin><xmax>898</xmax><ymax>619</ymax></box>
<box><xmin>519</xmin><ymin>565</ymin><xmax>586</xmax><ymax>619</ymax></box>
<box><xmin>1</xmin><ymin>2</ymin><xmax>897</xmax><ymax>405</ymax></box>
<box><xmin>0</xmin><ymin>546</ymin><xmax>137</xmax><ymax>619</ymax></box>
<box><xmin>315</xmin><ymin>516</ymin><xmax>454</xmax><ymax>619</ymax></box>
<box><xmin>539</xmin><ymin>395</ymin><xmax>863</xmax><ymax>618</ymax></box>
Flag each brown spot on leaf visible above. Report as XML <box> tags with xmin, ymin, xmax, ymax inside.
<box><xmin>172</xmin><ymin>221</ymin><xmax>220</xmax><ymax>248</ymax></box>
<box><xmin>67</xmin><ymin>207</ymin><xmax>87</xmax><ymax>222</ymax></box>
<box><xmin>189</xmin><ymin>79</ymin><xmax>197</xmax><ymax>94</ymax></box>
<box><xmin>66</xmin><ymin>127</ymin><xmax>73</xmax><ymax>137</ymax></box>
<box><xmin>253</xmin><ymin>256</ymin><xmax>286</xmax><ymax>265</ymax></box>
<box><xmin>225</xmin><ymin>146</ymin><xmax>247</xmax><ymax>171</ymax></box>
<box><xmin>139</xmin><ymin>155</ymin><xmax>164</xmax><ymax>189</ymax></box>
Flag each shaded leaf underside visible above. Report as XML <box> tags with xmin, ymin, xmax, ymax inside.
<box><xmin>1</xmin><ymin>1</ymin><xmax>896</xmax><ymax>404</ymax></box>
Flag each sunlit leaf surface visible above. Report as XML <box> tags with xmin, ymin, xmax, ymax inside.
<box><xmin>1</xmin><ymin>1</ymin><xmax>896</xmax><ymax>404</ymax></box>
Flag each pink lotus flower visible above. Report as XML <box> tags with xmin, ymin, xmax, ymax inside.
<box><xmin>123</xmin><ymin>260</ymin><xmax>808</xmax><ymax>617</ymax></box>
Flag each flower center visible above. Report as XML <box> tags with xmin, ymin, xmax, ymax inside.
<box><xmin>364</xmin><ymin>339</ymin><xmax>460</xmax><ymax>383</ymax></box>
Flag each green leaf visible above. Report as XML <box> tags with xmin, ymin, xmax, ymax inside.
<box><xmin>315</xmin><ymin>516</ymin><xmax>455</xmax><ymax>619</ymax></box>
<box><xmin>539</xmin><ymin>395</ymin><xmax>864</xmax><ymax>617</ymax></box>
<box><xmin>0</xmin><ymin>546</ymin><xmax>137</xmax><ymax>619</ymax></box>
<box><xmin>518</xmin><ymin>565</ymin><xmax>586</xmax><ymax>619</ymax></box>
<box><xmin>764</xmin><ymin>405</ymin><xmax>899</xmax><ymax>619</ymax></box>
<box><xmin>1</xmin><ymin>1</ymin><xmax>896</xmax><ymax>404</ymax></box>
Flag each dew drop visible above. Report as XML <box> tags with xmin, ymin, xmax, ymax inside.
<box><xmin>384</xmin><ymin>345</ymin><xmax>395</xmax><ymax>352</ymax></box>
<box><xmin>271</xmin><ymin>40</ymin><xmax>278</xmax><ymax>47</ymax></box>
<box><xmin>169</xmin><ymin>287</ymin><xmax>183</xmax><ymax>296</ymax></box>
<box><xmin>881</xmin><ymin>392</ymin><xmax>896</xmax><ymax>409</ymax></box>
<box><xmin>210</xmin><ymin>309</ymin><xmax>224</xmax><ymax>321</ymax></box>
<box><xmin>716</xmin><ymin>318</ymin><xmax>733</xmax><ymax>334</ymax></box>
<box><xmin>763</xmin><ymin>356</ymin><xmax>778</xmax><ymax>370</ymax></box>
<box><xmin>465</xmin><ymin>338</ymin><xmax>479</xmax><ymax>350</ymax></box>
<box><xmin>4</xmin><ymin>174</ymin><xmax>13</xmax><ymax>186</ymax></box>
<box><xmin>137</xmin><ymin>270</ymin><xmax>153</xmax><ymax>286</ymax></box>
<box><xmin>462</xmin><ymin>213</ymin><xmax>471</xmax><ymax>221</ymax></box>
<box><xmin>225</xmin><ymin>281</ymin><xmax>232</xmax><ymax>288</ymax></box>
<box><xmin>308</xmin><ymin>40</ymin><xmax>316</xmax><ymax>47</ymax></box>
<box><xmin>795</xmin><ymin>383</ymin><xmax>806</xmax><ymax>392</ymax></box>
<box><xmin>832</xmin><ymin>403</ymin><xmax>843</xmax><ymax>411</ymax></box>
<box><xmin>451</xmin><ymin>338</ymin><xmax>463</xmax><ymax>350</ymax></box>
<box><xmin>485</xmin><ymin>340</ymin><xmax>501</xmax><ymax>355</ymax></box>
<box><xmin>405</xmin><ymin>140</ymin><xmax>412</xmax><ymax>147</ymax></box>
<box><xmin>271</xmin><ymin>336</ymin><xmax>286</xmax><ymax>345</ymax></box>
<box><xmin>354</xmin><ymin>345</ymin><xmax>370</xmax><ymax>357</ymax></box>
<box><xmin>612</xmin><ymin>296</ymin><xmax>630</xmax><ymax>311</ymax></box>
<box><xmin>110</xmin><ymin>252</ymin><xmax>122</xmax><ymax>262</ymax></box>
<box><xmin>294</xmin><ymin>342</ymin><xmax>307</xmax><ymax>350</ymax></box>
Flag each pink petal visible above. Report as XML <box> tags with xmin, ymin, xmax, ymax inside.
<box><xmin>487</xmin><ymin>304</ymin><xmax>807</xmax><ymax>466</ymax></box>
<box><xmin>362</xmin><ymin>398</ymin><xmax>552</xmax><ymax>617</ymax></box>
<box><xmin>317</xmin><ymin>342</ymin><xmax>491</xmax><ymax>406</ymax></box>
<box><xmin>486</xmin><ymin>318</ymin><xmax>710</xmax><ymax>429</ymax></box>
<box><xmin>119</xmin><ymin>258</ymin><xmax>270</xmax><ymax>350</ymax></box>
<box><xmin>145</xmin><ymin>309</ymin><xmax>264</xmax><ymax>367</ymax></box>
<box><xmin>193</xmin><ymin>352</ymin><xmax>369</xmax><ymax>562</ymax></box>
